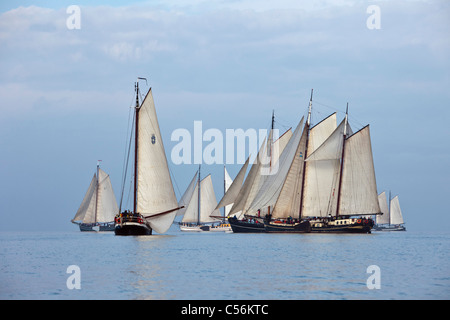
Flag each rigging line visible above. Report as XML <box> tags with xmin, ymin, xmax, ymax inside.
<box><xmin>119</xmin><ymin>107</ymin><xmax>135</xmax><ymax>212</ymax></box>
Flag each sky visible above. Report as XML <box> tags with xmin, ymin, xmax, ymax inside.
<box><xmin>0</xmin><ymin>0</ymin><xmax>449</xmax><ymax>232</ymax></box>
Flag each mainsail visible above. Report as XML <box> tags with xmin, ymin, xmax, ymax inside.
<box><xmin>73</xmin><ymin>167</ymin><xmax>119</xmax><ymax>224</ymax></box>
<box><xmin>136</xmin><ymin>88</ymin><xmax>179</xmax><ymax>234</ymax></box>
<box><xmin>181</xmin><ymin>174</ymin><xmax>221</xmax><ymax>224</ymax></box>
<box><xmin>390</xmin><ymin>196</ymin><xmax>404</xmax><ymax>225</ymax></box>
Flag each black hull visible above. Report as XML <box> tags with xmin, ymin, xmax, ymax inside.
<box><xmin>264</xmin><ymin>220</ymin><xmax>311</xmax><ymax>233</ymax></box>
<box><xmin>78</xmin><ymin>223</ymin><xmax>114</xmax><ymax>232</ymax></box>
<box><xmin>311</xmin><ymin>225</ymin><xmax>372</xmax><ymax>233</ymax></box>
<box><xmin>228</xmin><ymin>217</ymin><xmax>265</xmax><ymax>233</ymax></box>
<box><xmin>310</xmin><ymin>218</ymin><xmax>374</xmax><ymax>234</ymax></box>
<box><xmin>114</xmin><ymin>223</ymin><xmax>152</xmax><ymax>236</ymax></box>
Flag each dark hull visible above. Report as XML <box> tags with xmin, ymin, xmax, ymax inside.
<box><xmin>310</xmin><ymin>219</ymin><xmax>374</xmax><ymax>234</ymax></box>
<box><xmin>264</xmin><ymin>220</ymin><xmax>311</xmax><ymax>233</ymax></box>
<box><xmin>114</xmin><ymin>223</ymin><xmax>152</xmax><ymax>236</ymax></box>
<box><xmin>78</xmin><ymin>223</ymin><xmax>114</xmax><ymax>232</ymax></box>
<box><xmin>311</xmin><ymin>224</ymin><xmax>372</xmax><ymax>233</ymax></box>
<box><xmin>228</xmin><ymin>217</ymin><xmax>265</xmax><ymax>233</ymax></box>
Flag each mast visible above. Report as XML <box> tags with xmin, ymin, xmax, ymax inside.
<box><xmin>389</xmin><ymin>190</ymin><xmax>392</xmax><ymax>226</ymax></box>
<box><xmin>299</xmin><ymin>89</ymin><xmax>313</xmax><ymax>218</ymax></box>
<box><xmin>335</xmin><ymin>103</ymin><xmax>349</xmax><ymax>218</ymax></box>
<box><xmin>198</xmin><ymin>164</ymin><xmax>201</xmax><ymax>225</ymax></box>
<box><xmin>95</xmin><ymin>160</ymin><xmax>101</xmax><ymax>223</ymax></box>
<box><xmin>133</xmin><ymin>81</ymin><xmax>140</xmax><ymax>214</ymax></box>
<box><xmin>223</xmin><ymin>165</ymin><xmax>226</xmax><ymax>220</ymax></box>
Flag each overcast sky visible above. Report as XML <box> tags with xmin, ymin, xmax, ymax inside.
<box><xmin>0</xmin><ymin>0</ymin><xmax>449</xmax><ymax>232</ymax></box>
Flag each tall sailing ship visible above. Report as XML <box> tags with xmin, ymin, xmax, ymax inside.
<box><xmin>72</xmin><ymin>162</ymin><xmax>118</xmax><ymax>232</ymax></box>
<box><xmin>114</xmin><ymin>79</ymin><xmax>182</xmax><ymax>236</ymax></box>
<box><xmin>374</xmin><ymin>191</ymin><xmax>406</xmax><ymax>231</ymax></box>
<box><xmin>223</xmin><ymin>90</ymin><xmax>381</xmax><ymax>233</ymax></box>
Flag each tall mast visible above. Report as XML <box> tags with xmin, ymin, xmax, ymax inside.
<box><xmin>335</xmin><ymin>103</ymin><xmax>349</xmax><ymax>218</ymax></box>
<box><xmin>389</xmin><ymin>190</ymin><xmax>392</xmax><ymax>226</ymax></box>
<box><xmin>299</xmin><ymin>89</ymin><xmax>313</xmax><ymax>218</ymax></box>
<box><xmin>197</xmin><ymin>164</ymin><xmax>201</xmax><ymax>225</ymax></box>
<box><xmin>133</xmin><ymin>81</ymin><xmax>140</xmax><ymax>214</ymax></box>
<box><xmin>223</xmin><ymin>165</ymin><xmax>226</xmax><ymax>219</ymax></box>
<box><xmin>95</xmin><ymin>160</ymin><xmax>101</xmax><ymax>223</ymax></box>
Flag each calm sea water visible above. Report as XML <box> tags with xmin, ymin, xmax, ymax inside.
<box><xmin>1</xmin><ymin>226</ymin><xmax>449</xmax><ymax>300</ymax></box>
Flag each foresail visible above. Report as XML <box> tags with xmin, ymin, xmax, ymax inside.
<box><xmin>177</xmin><ymin>171</ymin><xmax>198</xmax><ymax>216</ymax></box>
<box><xmin>246</xmin><ymin>117</ymin><xmax>305</xmax><ymax>218</ymax></box>
<box><xmin>228</xmin><ymin>138</ymin><xmax>267</xmax><ymax>218</ymax></box>
<box><xmin>338</xmin><ymin>126</ymin><xmax>380</xmax><ymax>216</ymax></box>
<box><xmin>272</xmin><ymin>120</ymin><xmax>307</xmax><ymax>219</ymax></box>
<box><xmin>377</xmin><ymin>192</ymin><xmax>390</xmax><ymax>225</ymax></box>
<box><xmin>224</xmin><ymin>167</ymin><xmax>233</xmax><ymax>216</ymax></box>
<box><xmin>137</xmin><ymin>88</ymin><xmax>178</xmax><ymax>233</ymax></box>
<box><xmin>73</xmin><ymin>174</ymin><xmax>97</xmax><ymax>223</ymax></box>
<box><xmin>201</xmin><ymin>175</ymin><xmax>221</xmax><ymax>223</ymax></box>
<box><xmin>96</xmin><ymin>168</ymin><xmax>119</xmax><ymax>223</ymax></box>
<box><xmin>215</xmin><ymin>158</ymin><xmax>249</xmax><ymax>213</ymax></box>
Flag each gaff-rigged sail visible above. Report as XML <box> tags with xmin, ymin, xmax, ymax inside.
<box><xmin>136</xmin><ymin>88</ymin><xmax>179</xmax><ymax>234</ymax></box>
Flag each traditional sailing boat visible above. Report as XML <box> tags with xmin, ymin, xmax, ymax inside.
<box><xmin>72</xmin><ymin>162</ymin><xmax>118</xmax><ymax>232</ymax></box>
<box><xmin>114</xmin><ymin>79</ymin><xmax>182</xmax><ymax>236</ymax></box>
<box><xmin>243</xmin><ymin>90</ymin><xmax>380</xmax><ymax>233</ymax></box>
<box><xmin>374</xmin><ymin>191</ymin><xmax>406</xmax><ymax>231</ymax></box>
<box><xmin>179</xmin><ymin>166</ymin><xmax>222</xmax><ymax>232</ymax></box>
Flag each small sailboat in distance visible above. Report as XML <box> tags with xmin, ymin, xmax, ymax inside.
<box><xmin>374</xmin><ymin>191</ymin><xmax>406</xmax><ymax>231</ymax></box>
<box><xmin>72</xmin><ymin>161</ymin><xmax>118</xmax><ymax>231</ymax></box>
<box><xmin>114</xmin><ymin>78</ymin><xmax>183</xmax><ymax>236</ymax></box>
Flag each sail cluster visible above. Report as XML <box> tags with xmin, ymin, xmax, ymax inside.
<box><xmin>215</xmin><ymin>110</ymin><xmax>381</xmax><ymax>220</ymax></box>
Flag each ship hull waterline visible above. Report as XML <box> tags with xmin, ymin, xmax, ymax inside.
<box><xmin>264</xmin><ymin>220</ymin><xmax>311</xmax><ymax>233</ymax></box>
<box><xmin>228</xmin><ymin>217</ymin><xmax>265</xmax><ymax>233</ymax></box>
<box><xmin>114</xmin><ymin>222</ymin><xmax>152</xmax><ymax>236</ymax></box>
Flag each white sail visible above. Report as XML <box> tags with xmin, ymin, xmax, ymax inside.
<box><xmin>201</xmin><ymin>175</ymin><xmax>221</xmax><ymax>223</ymax></box>
<box><xmin>73</xmin><ymin>168</ymin><xmax>118</xmax><ymax>224</ymax></box>
<box><xmin>177</xmin><ymin>171</ymin><xmax>198</xmax><ymax>216</ymax></box>
<box><xmin>215</xmin><ymin>158</ymin><xmax>250</xmax><ymax>214</ymax></box>
<box><xmin>228</xmin><ymin>138</ymin><xmax>267</xmax><ymax>218</ymax></box>
<box><xmin>246</xmin><ymin>117</ymin><xmax>305</xmax><ymax>217</ymax></box>
<box><xmin>390</xmin><ymin>196</ymin><xmax>404</xmax><ymax>225</ymax></box>
<box><xmin>377</xmin><ymin>192</ymin><xmax>390</xmax><ymax>225</ymax></box>
<box><xmin>181</xmin><ymin>175</ymin><xmax>220</xmax><ymax>224</ymax></box>
<box><xmin>96</xmin><ymin>168</ymin><xmax>119</xmax><ymax>223</ymax></box>
<box><xmin>137</xmin><ymin>88</ymin><xmax>178</xmax><ymax>234</ymax></box>
<box><xmin>302</xmin><ymin>118</ymin><xmax>347</xmax><ymax>217</ymax></box>
<box><xmin>73</xmin><ymin>174</ymin><xmax>97</xmax><ymax>223</ymax></box>
<box><xmin>224</xmin><ymin>167</ymin><xmax>233</xmax><ymax>216</ymax></box>
<box><xmin>271</xmin><ymin>122</ymin><xmax>308</xmax><ymax>219</ymax></box>
<box><xmin>338</xmin><ymin>126</ymin><xmax>380</xmax><ymax>216</ymax></box>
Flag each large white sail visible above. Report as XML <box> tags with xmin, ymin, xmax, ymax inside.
<box><xmin>338</xmin><ymin>126</ymin><xmax>380</xmax><ymax>216</ymax></box>
<box><xmin>73</xmin><ymin>174</ymin><xmax>97</xmax><ymax>224</ymax></box>
<box><xmin>137</xmin><ymin>88</ymin><xmax>178</xmax><ymax>234</ymax></box>
<box><xmin>390</xmin><ymin>196</ymin><xmax>404</xmax><ymax>225</ymax></box>
<box><xmin>177</xmin><ymin>171</ymin><xmax>198</xmax><ymax>217</ymax></box>
<box><xmin>302</xmin><ymin>118</ymin><xmax>347</xmax><ymax>217</ymax></box>
<box><xmin>228</xmin><ymin>138</ymin><xmax>267</xmax><ymax>218</ymax></box>
<box><xmin>215</xmin><ymin>158</ymin><xmax>250</xmax><ymax>214</ymax></box>
<box><xmin>96</xmin><ymin>168</ymin><xmax>119</xmax><ymax>223</ymax></box>
<box><xmin>271</xmin><ymin>122</ymin><xmax>307</xmax><ymax>219</ymax></box>
<box><xmin>377</xmin><ymin>192</ymin><xmax>390</xmax><ymax>225</ymax></box>
<box><xmin>246</xmin><ymin>117</ymin><xmax>305</xmax><ymax>217</ymax></box>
